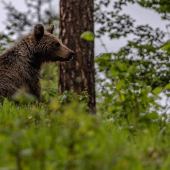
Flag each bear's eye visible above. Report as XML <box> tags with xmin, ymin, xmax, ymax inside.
<box><xmin>56</xmin><ymin>42</ymin><xmax>60</xmax><ymax>47</ymax></box>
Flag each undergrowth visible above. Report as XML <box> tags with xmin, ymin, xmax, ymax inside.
<box><xmin>0</xmin><ymin>92</ymin><xmax>170</xmax><ymax>170</ymax></box>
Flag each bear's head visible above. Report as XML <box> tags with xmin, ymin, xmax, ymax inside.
<box><xmin>31</xmin><ymin>24</ymin><xmax>74</xmax><ymax>63</ymax></box>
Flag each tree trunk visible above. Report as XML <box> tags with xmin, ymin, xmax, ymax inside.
<box><xmin>59</xmin><ymin>0</ymin><xmax>96</xmax><ymax>113</ymax></box>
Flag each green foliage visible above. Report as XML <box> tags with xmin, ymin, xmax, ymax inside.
<box><xmin>81</xmin><ymin>31</ymin><xmax>95</xmax><ymax>41</ymax></box>
<box><xmin>94</xmin><ymin>0</ymin><xmax>170</xmax><ymax>88</ymax></box>
<box><xmin>94</xmin><ymin>0</ymin><xmax>170</xmax><ymax>123</ymax></box>
<box><xmin>0</xmin><ymin>34</ymin><xmax>14</xmax><ymax>54</ymax></box>
<box><xmin>40</xmin><ymin>63</ymin><xmax>59</xmax><ymax>102</ymax></box>
<box><xmin>0</xmin><ymin>97</ymin><xmax>169</xmax><ymax>169</ymax></box>
<box><xmin>12</xmin><ymin>88</ymin><xmax>36</xmax><ymax>103</ymax></box>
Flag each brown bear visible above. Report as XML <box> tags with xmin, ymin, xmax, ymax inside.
<box><xmin>0</xmin><ymin>24</ymin><xmax>74</xmax><ymax>100</ymax></box>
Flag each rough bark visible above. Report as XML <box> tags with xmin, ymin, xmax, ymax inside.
<box><xmin>59</xmin><ymin>0</ymin><xmax>96</xmax><ymax>113</ymax></box>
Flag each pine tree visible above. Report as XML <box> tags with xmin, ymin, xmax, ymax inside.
<box><xmin>59</xmin><ymin>0</ymin><xmax>96</xmax><ymax>113</ymax></box>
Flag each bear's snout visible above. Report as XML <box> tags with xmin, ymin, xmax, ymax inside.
<box><xmin>70</xmin><ymin>51</ymin><xmax>75</xmax><ymax>56</ymax></box>
<box><xmin>68</xmin><ymin>50</ymin><xmax>75</xmax><ymax>61</ymax></box>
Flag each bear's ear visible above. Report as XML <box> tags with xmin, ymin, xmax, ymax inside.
<box><xmin>46</xmin><ymin>24</ymin><xmax>55</xmax><ymax>34</ymax></box>
<box><xmin>34</xmin><ymin>24</ymin><xmax>44</xmax><ymax>40</ymax></box>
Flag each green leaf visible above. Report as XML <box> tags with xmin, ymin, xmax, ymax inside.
<box><xmin>100</xmin><ymin>53</ymin><xmax>111</xmax><ymax>60</ymax></box>
<box><xmin>116</xmin><ymin>80</ymin><xmax>124</xmax><ymax>91</ymax></box>
<box><xmin>119</xmin><ymin>93</ymin><xmax>125</xmax><ymax>101</ymax></box>
<box><xmin>134</xmin><ymin>85</ymin><xmax>140</xmax><ymax>90</ymax></box>
<box><xmin>148</xmin><ymin>111</ymin><xmax>159</xmax><ymax>119</ymax></box>
<box><xmin>153</xmin><ymin>87</ymin><xmax>162</xmax><ymax>95</ymax></box>
<box><xmin>7</xmin><ymin>40</ymin><xmax>14</xmax><ymax>43</ymax></box>
<box><xmin>165</xmin><ymin>83</ymin><xmax>170</xmax><ymax>90</ymax></box>
<box><xmin>81</xmin><ymin>31</ymin><xmax>95</xmax><ymax>41</ymax></box>
<box><xmin>162</xmin><ymin>42</ymin><xmax>170</xmax><ymax>51</ymax></box>
<box><xmin>111</xmin><ymin>69</ymin><xmax>119</xmax><ymax>76</ymax></box>
<box><xmin>13</xmin><ymin>23</ymin><xmax>18</xmax><ymax>27</ymax></box>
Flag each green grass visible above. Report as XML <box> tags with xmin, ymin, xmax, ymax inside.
<box><xmin>0</xmin><ymin>97</ymin><xmax>170</xmax><ymax>170</ymax></box>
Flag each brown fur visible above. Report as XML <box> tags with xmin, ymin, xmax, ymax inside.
<box><xmin>0</xmin><ymin>24</ymin><xmax>74</xmax><ymax>100</ymax></box>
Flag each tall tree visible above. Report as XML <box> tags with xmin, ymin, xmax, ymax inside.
<box><xmin>59</xmin><ymin>0</ymin><xmax>96</xmax><ymax>113</ymax></box>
